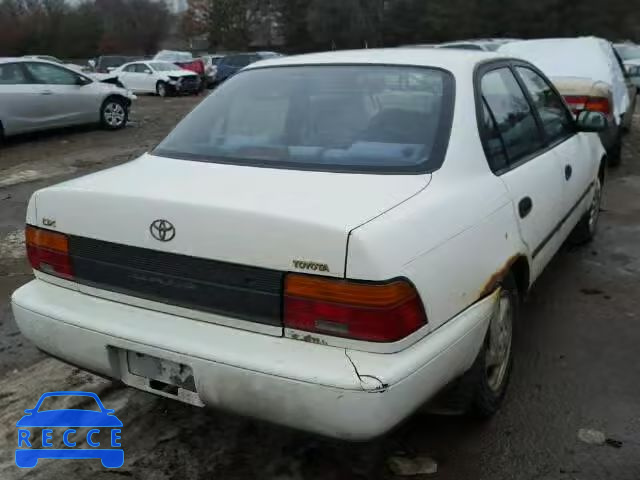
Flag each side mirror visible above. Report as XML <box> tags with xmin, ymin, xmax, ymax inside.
<box><xmin>576</xmin><ymin>111</ymin><xmax>608</xmax><ymax>132</ymax></box>
<box><xmin>145</xmin><ymin>70</ymin><xmax>153</xmax><ymax>75</ymax></box>
<box><xmin>88</xmin><ymin>59</ymin><xmax>96</xmax><ymax>68</ymax></box>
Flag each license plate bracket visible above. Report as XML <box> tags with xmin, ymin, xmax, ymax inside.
<box><xmin>120</xmin><ymin>350</ymin><xmax>204</xmax><ymax>407</ymax></box>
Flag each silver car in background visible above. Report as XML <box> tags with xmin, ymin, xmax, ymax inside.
<box><xmin>0</xmin><ymin>58</ymin><xmax>136</xmax><ymax>139</ymax></box>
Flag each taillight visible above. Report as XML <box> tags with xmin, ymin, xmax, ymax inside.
<box><xmin>25</xmin><ymin>226</ymin><xmax>73</xmax><ymax>279</ymax></box>
<box><xmin>584</xmin><ymin>96</ymin><xmax>612</xmax><ymax>115</ymax></box>
<box><xmin>284</xmin><ymin>274</ymin><xmax>427</xmax><ymax>342</ymax></box>
<box><xmin>563</xmin><ymin>95</ymin><xmax>611</xmax><ymax>115</ymax></box>
<box><xmin>563</xmin><ymin>95</ymin><xmax>589</xmax><ymax>115</ymax></box>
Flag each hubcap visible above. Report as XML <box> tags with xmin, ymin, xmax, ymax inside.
<box><xmin>588</xmin><ymin>178</ymin><xmax>602</xmax><ymax>232</ymax></box>
<box><xmin>104</xmin><ymin>103</ymin><xmax>125</xmax><ymax>127</ymax></box>
<box><xmin>158</xmin><ymin>85</ymin><xmax>166</xmax><ymax>96</ymax></box>
<box><xmin>485</xmin><ymin>290</ymin><xmax>513</xmax><ymax>392</ymax></box>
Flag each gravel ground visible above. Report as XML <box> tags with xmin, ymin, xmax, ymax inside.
<box><xmin>0</xmin><ymin>96</ymin><xmax>639</xmax><ymax>479</ymax></box>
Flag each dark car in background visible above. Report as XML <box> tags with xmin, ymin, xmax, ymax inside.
<box><xmin>211</xmin><ymin>52</ymin><xmax>282</xmax><ymax>86</ymax></box>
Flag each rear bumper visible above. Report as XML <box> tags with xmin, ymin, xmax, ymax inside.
<box><xmin>12</xmin><ymin>280</ymin><xmax>495</xmax><ymax>440</ymax></box>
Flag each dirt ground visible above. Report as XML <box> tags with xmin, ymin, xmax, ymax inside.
<box><xmin>1</xmin><ymin>95</ymin><xmax>639</xmax><ymax>480</ymax></box>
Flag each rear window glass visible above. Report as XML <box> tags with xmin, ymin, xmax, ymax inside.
<box><xmin>154</xmin><ymin>65</ymin><xmax>454</xmax><ymax>173</ymax></box>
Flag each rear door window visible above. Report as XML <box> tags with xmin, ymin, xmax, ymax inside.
<box><xmin>479</xmin><ymin>99</ymin><xmax>509</xmax><ymax>172</ymax></box>
<box><xmin>515</xmin><ymin>67</ymin><xmax>575</xmax><ymax>144</ymax></box>
<box><xmin>155</xmin><ymin>65</ymin><xmax>455</xmax><ymax>174</ymax></box>
<box><xmin>480</xmin><ymin>68</ymin><xmax>544</xmax><ymax>167</ymax></box>
<box><xmin>0</xmin><ymin>63</ymin><xmax>28</xmax><ymax>85</ymax></box>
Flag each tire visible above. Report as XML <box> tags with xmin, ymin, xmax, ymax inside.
<box><xmin>569</xmin><ymin>174</ymin><xmax>603</xmax><ymax>245</ymax></box>
<box><xmin>100</xmin><ymin>97</ymin><xmax>128</xmax><ymax>130</ymax></box>
<box><xmin>156</xmin><ymin>81</ymin><xmax>168</xmax><ymax>97</ymax></box>
<box><xmin>439</xmin><ymin>274</ymin><xmax>518</xmax><ymax>418</ymax></box>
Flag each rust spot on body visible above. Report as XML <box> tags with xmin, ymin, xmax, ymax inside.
<box><xmin>478</xmin><ymin>255</ymin><xmax>520</xmax><ymax>299</ymax></box>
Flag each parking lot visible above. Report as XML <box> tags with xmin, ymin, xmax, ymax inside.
<box><xmin>1</xmin><ymin>95</ymin><xmax>639</xmax><ymax>479</ymax></box>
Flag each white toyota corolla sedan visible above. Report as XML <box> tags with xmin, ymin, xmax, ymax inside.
<box><xmin>12</xmin><ymin>49</ymin><xmax>608</xmax><ymax>440</ymax></box>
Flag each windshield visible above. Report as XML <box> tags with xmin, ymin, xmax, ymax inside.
<box><xmin>150</xmin><ymin>62</ymin><xmax>183</xmax><ymax>72</ymax></box>
<box><xmin>155</xmin><ymin>65</ymin><xmax>454</xmax><ymax>174</ymax></box>
<box><xmin>616</xmin><ymin>44</ymin><xmax>640</xmax><ymax>61</ymax></box>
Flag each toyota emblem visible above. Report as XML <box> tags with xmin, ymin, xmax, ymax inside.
<box><xmin>150</xmin><ymin>219</ymin><xmax>176</xmax><ymax>242</ymax></box>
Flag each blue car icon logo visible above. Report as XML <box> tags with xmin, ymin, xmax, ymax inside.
<box><xmin>16</xmin><ymin>391</ymin><xmax>123</xmax><ymax>469</ymax></box>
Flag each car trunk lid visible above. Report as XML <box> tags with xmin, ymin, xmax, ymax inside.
<box><xmin>32</xmin><ymin>154</ymin><xmax>429</xmax><ymax>332</ymax></box>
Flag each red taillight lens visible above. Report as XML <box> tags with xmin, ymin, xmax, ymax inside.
<box><xmin>563</xmin><ymin>95</ymin><xmax>589</xmax><ymax>115</ymax></box>
<box><xmin>25</xmin><ymin>226</ymin><xmax>73</xmax><ymax>279</ymax></box>
<box><xmin>584</xmin><ymin>96</ymin><xmax>612</xmax><ymax>115</ymax></box>
<box><xmin>563</xmin><ymin>95</ymin><xmax>611</xmax><ymax>115</ymax></box>
<box><xmin>284</xmin><ymin>274</ymin><xmax>427</xmax><ymax>342</ymax></box>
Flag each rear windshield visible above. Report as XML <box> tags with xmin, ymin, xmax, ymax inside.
<box><xmin>154</xmin><ymin>65</ymin><xmax>455</xmax><ymax>174</ymax></box>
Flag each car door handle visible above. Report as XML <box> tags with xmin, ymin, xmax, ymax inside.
<box><xmin>565</xmin><ymin>165</ymin><xmax>573</xmax><ymax>181</ymax></box>
<box><xmin>519</xmin><ymin>197</ymin><xmax>533</xmax><ymax>219</ymax></box>
<box><xmin>40</xmin><ymin>90</ymin><xmax>53</xmax><ymax>95</ymax></box>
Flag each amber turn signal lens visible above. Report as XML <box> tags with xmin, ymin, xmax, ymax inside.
<box><xmin>285</xmin><ymin>274</ymin><xmax>418</xmax><ymax>308</ymax></box>
<box><xmin>25</xmin><ymin>225</ymin><xmax>73</xmax><ymax>279</ymax></box>
<box><xmin>26</xmin><ymin>225</ymin><xmax>69</xmax><ymax>253</ymax></box>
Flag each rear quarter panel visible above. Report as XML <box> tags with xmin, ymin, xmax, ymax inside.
<box><xmin>346</xmin><ymin>173</ymin><xmax>525</xmax><ymax>332</ymax></box>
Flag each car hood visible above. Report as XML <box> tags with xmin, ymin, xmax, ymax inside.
<box><xmin>17</xmin><ymin>410</ymin><xmax>123</xmax><ymax>428</ymax></box>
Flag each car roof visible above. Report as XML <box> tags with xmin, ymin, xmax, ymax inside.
<box><xmin>245</xmin><ymin>48</ymin><xmax>500</xmax><ymax>72</ymax></box>
<box><xmin>0</xmin><ymin>57</ymin><xmax>58</xmax><ymax>65</ymax></box>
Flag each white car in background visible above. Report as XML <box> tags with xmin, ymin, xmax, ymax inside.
<box><xmin>0</xmin><ymin>58</ymin><xmax>135</xmax><ymax>138</ymax></box>
<box><xmin>113</xmin><ymin>61</ymin><xmax>201</xmax><ymax>97</ymax></box>
<box><xmin>500</xmin><ymin>37</ymin><xmax>635</xmax><ymax>165</ymax></box>
<box><xmin>12</xmin><ymin>49</ymin><xmax>608</xmax><ymax>440</ymax></box>
<box><xmin>614</xmin><ymin>43</ymin><xmax>640</xmax><ymax>70</ymax></box>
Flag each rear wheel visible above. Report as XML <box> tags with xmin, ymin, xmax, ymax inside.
<box><xmin>569</xmin><ymin>174</ymin><xmax>603</xmax><ymax>245</ymax></box>
<box><xmin>100</xmin><ymin>98</ymin><xmax>128</xmax><ymax>130</ymax></box>
<box><xmin>433</xmin><ymin>274</ymin><xmax>517</xmax><ymax>417</ymax></box>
